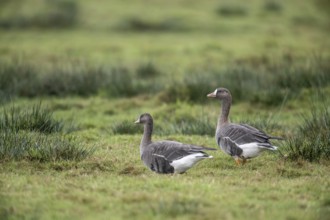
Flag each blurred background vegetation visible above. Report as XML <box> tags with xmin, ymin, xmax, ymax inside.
<box><xmin>0</xmin><ymin>0</ymin><xmax>329</xmax><ymax>101</ymax></box>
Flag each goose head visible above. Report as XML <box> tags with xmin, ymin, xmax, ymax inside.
<box><xmin>207</xmin><ymin>88</ymin><xmax>232</xmax><ymax>100</ymax></box>
<box><xmin>134</xmin><ymin>113</ymin><xmax>153</xmax><ymax>124</ymax></box>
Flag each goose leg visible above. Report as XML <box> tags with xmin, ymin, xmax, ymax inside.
<box><xmin>242</xmin><ymin>158</ymin><xmax>247</xmax><ymax>165</ymax></box>
<box><xmin>234</xmin><ymin>158</ymin><xmax>241</xmax><ymax>165</ymax></box>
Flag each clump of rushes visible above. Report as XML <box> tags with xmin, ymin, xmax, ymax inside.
<box><xmin>167</xmin><ymin>117</ymin><xmax>214</xmax><ymax>136</ymax></box>
<box><xmin>0</xmin><ymin>0</ymin><xmax>78</xmax><ymax>29</ymax></box>
<box><xmin>0</xmin><ymin>131</ymin><xmax>93</xmax><ymax>162</ymax></box>
<box><xmin>263</xmin><ymin>1</ymin><xmax>283</xmax><ymax>13</ymax></box>
<box><xmin>115</xmin><ymin>17</ymin><xmax>185</xmax><ymax>32</ymax></box>
<box><xmin>0</xmin><ymin>103</ymin><xmax>65</xmax><ymax>133</ymax></box>
<box><xmin>0</xmin><ymin>103</ymin><xmax>93</xmax><ymax>162</ymax></box>
<box><xmin>216</xmin><ymin>4</ymin><xmax>248</xmax><ymax>17</ymax></box>
<box><xmin>286</xmin><ymin>105</ymin><xmax>330</xmax><ymax>162</ymax></box>
<box><xmin>161</xmin><ymin>57</ymin><xmax>330</xmax><ymax>106</ymax></box>
<box><xmin>136</xmin><ymin>62</ymin><xmax>161</xmax><ymax>78</ymax></box>
<box><xmin>111</xmin><ymin>120</ymin><xmax>141</xmax><ymax>134</ymax></box>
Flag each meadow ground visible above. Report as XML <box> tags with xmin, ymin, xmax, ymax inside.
<box><xmin>0</xmin><ymin>0</ymin><xmax>330</xmax><ymax>219</ymax></box>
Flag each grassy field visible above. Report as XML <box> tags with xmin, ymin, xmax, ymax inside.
<box><xmin>0</xmin><ymin>0</ymin><xmax>330</xmax><ymax>219</ymax></box>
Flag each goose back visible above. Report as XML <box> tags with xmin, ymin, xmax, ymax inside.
<box><xmin>216</xmin><ymin>123</ymin><xmax>274</xmax><ymax>146</ymax></box>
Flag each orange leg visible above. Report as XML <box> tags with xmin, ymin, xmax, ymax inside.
<box><xmin>242</xmin><ymin>158</ymin><xmax>247</xmax><ymax>165</ymax></box>
<box><xmin>235</xmin><ymin>158</ymin><xmax>241</xmax><ymax>165</ymax></box>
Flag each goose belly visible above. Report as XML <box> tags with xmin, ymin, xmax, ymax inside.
<box><xmin>239</xmin><ymin>143</ymin><xmax>265</xmax><ymax>159</ymax></box>
<box><xmin>170</xmin><ymin>153</ymin><xmax>210</xmax><ymax>174</ymax></box>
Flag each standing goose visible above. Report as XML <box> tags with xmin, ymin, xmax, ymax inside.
<box><xmin>207</xmin><ymin>88</ymin><xmax>282</xmax><ymax>165</ymax></box>
<box><xmin>135</xmin><ymin>113</ymin><xmax>215</xmax><ymax>174</ymax></box>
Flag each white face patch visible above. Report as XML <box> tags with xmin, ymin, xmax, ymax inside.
<box><xmin>213</xmin><ymin>89</ymin><xmax>218</xmax><ymax>96</ymax></box>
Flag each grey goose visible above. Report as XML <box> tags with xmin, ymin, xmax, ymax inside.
<box><xmin>207</xmin><ymin>88</ymin><xmax>282</xmax><ymax>165</ymax></box>
<box><xmin>135</xmin><ymin>113</ymin><xmax>215</xmax><ymax>174</ymax></box>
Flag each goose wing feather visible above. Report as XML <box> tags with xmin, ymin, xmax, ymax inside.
<box><xmin>147</xmin><ymin>141</ymin><xmax>213</xmax><ymax>162</ymax></box>
<box><xmin>142</xmin><ymin>141</ymin><xmax>213</xmax><ymax>174</ymax></box>
<box><xmin>220</xmin><ymin>124</ymin><xmax>271</xmax><ymax>145</ymax></box>
<box><xmin>219</xmin><ymin>137</ymin><xmax>243</xmax><ymax>156</ymax></box>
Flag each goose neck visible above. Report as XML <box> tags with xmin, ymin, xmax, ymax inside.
<box><xmin>219</xmin><ymin>97</ymin><xmax>231</xmax><ymax>125</ymax></box>
<box><xmin>141</xmin><ymin>120</ymin><xmax>153</xmax><ymax>148</ymax></box>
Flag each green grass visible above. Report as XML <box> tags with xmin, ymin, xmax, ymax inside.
<box><xmin>0</xmin><ymin>131</ymin><xmax>92</xmax><ymax>162</ymax></box>
<box><xmin>0</xmin><ymin>103</ymin><xmax>92</xmax><ymax>162</ymax></box>
<box><xmin>0</xmin><ymin>0</ymin><xmax>78</xmax><ymax>29</ymax></box>
<box><xmin>0</xmin><ymin>103</ymin><xmax>66</xmax><ymax>133</ymax></box>
<box><xmin>286</xmin><ymin>103</ymin><xmax>330</xmax><ymax>162</ymax></box>
<box><xmin>0</xmin><ymin>135</ymin><xmax>329</xmax><ymax>219</ymax></box>
<box><xmin>0</xmin><ymin>95</ymin><xmax>328</xmax><ymax>219</ymax></box>
<box><xmin>0</xmin><ymin>0</ymin><xmax>329</xmax><ymax>219</ymax></box>
<box><xmin>2</xmin><ymin>56</ymin><xmax>329</xmax><ymax>107</ymax></box>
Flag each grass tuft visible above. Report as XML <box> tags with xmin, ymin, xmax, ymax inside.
<box><xmin>111</xmin><ymin>120</ymin><xmax>141</xmax><ymax>135</ymax></box>
<box><xmin>104</xmin><ymin>67</ymin><xmax>137</xmax><ymax>97</ymax></box>
<box><xmin>263</xmin><ymin>1</ymin><xmax>283</xmax><ymax>12</ymax></box>
<box><xmin>160</xmin><ymin>57</ymin><xmax>330</xmax><ymax>106</ymax></box>
<box><xmin>166</xmin><ymin>117</ymin><xmax>214</xmax><ymax>136</ymax></box>
<box><xmin>0</xmin><ymin>131</ymin><xmax>93</xmax><ymax>162</ymax></box>
<box><xmin>0</xmin><ymin>103</ymin><xmax>91</xmax><ymax>162</ymax></box>
<box><xmin>0</xmin><ymin>0</ymin><xmax>78</xmax><ymax>29</ymax></box>
<box><xmin>216</xmin><ymin>4</ymin><xmax>248</xmax><ymax>17</ymax></box>
<box><xmin>286</xmin><ymin>104</ymin><xmax>330</xmax><ymax>162</ymax></box>
<box><xmin>0</xmin><ymin>60</ymin><xmax>39</xmax><ymax>100</ymax></box>
<box><xmin>1</xmin><ymin>57</ymin><xmax>329</xmax><ymax>105</ymax></box>
<box><xmin>116</xmin><ymin>17</ymin><xmax>185</xmax><ymax>32</ymax></box>
<box><xmin>40</xmin><ymin>64</ymin><xmax>108</xmax><ymax>97</ymax></box>
<box><xmin>0</xmin><ymin>103</ymin><xmax>66</xmax><ymax>134</ymax></box>
<box><xmin>27</xmin><ymin>135</ymin><xmax>93</xmax><ymax>162</ymax></box>
<box><xmin>0</xmin><ymin>61</ymin><xmax>157</xmax><ymax>99</ymax></box>
<box><xmin>136</xmin><ymin>62</ymin><xmax>161</xmax><ymax>78</ymax></box>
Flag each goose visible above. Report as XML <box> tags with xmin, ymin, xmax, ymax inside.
<box><xmin>135</xmin><ymin>113</ymin><xmax>215</xmax><ymax>174</ymax></box>
<box><xmin>207</xmin><ymin>88</ymin><xmax>282</xmax><ymax>165</ymax></box>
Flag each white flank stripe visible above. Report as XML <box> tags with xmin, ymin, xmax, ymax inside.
<box><xmin>170</xmin><ymin>153</ymin><xmax>211</xmax><ymax>174</ymax></box>
<box><xmin>239</xmin><ymin>142</ymin><xmax>277</xmax><ymax>158</ymax></box>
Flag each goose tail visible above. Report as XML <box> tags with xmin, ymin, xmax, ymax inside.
<box><xmin>257</xmin><ymin>143</ymin><xmax>278</xmax><ymax>151</ymax></box>
<box><xmin>200</xmin><ymin>146</ymin><xmax>217</xmax><ymax>151</ymax></box>
<box><xmin>196</xmin><ymin>153</ymin><xmax>213</xmax><ymax>159</ymax></box>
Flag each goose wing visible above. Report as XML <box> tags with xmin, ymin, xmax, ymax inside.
<box><xmin>149</xmin><ymin>141</ymin><xmax>214</xmax><ymax>162</ymax></box>
<box><xmin>142</xmin><ymin>141</ymin><xmax>214</xmax><ymax>174</ymax></box>
<box><xmin>219</xmin><ymin>137</ymin><xmax>243</xmax><ymax>157</ymax></box>
<box><xmin>220</xmin><ymin>123</ymin><xmax>272</xmax><ymax>145</ymax></box>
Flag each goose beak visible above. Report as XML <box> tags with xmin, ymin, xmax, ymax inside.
<box><xmin>207</xmin><ymin>92</ymin><xmax>216</xmax><ymax>98</ymax></box>
<box><xmin>134</xmin><ymin>119</ymin><xmax>140</xmax><ymax>124</ymax></box>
